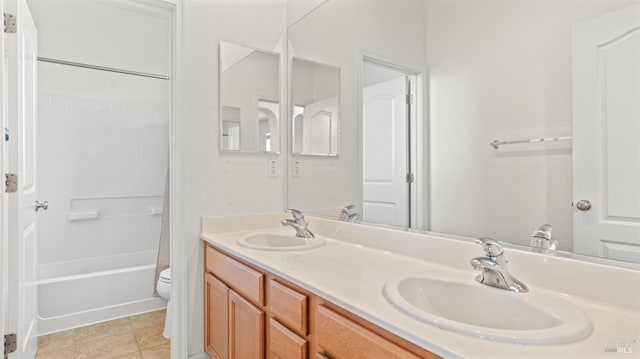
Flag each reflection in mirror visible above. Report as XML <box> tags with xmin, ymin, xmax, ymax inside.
<box><xmin>286</xmin><ymin>0</ymin><xmax>640</xmax><ymax>265</ymax></box>
<box><xmin>291</xmin><ymin>57</ymin><xmax>340</xmax><ymax>156</ymax></box>
<box><xmin>361</xmin><ymin>58</ymin><xmax>422</xmax><ymax>229</ymax></box>
<box><xmin>219</xmin><ymin>41</ymin><xmax>280</xmax><ymax>153</ymax></box>
<box><xmin>258</xmin><ymin>100</ymin><xmax>278</xmax><ymax>152</ymax></box>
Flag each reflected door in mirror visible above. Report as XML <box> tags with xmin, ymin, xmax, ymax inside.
<box><xmin>573</xmin><ymin>5</ymin><xmax>640</xmax><ymax>263</ymax></box>
<box><xmin>291</xmin><ymin>57</ymin><xmax>340</xmax><ymax>156</ymax></box>
<box><xmin>363</xmin><ymin>75</ymin><xmax>409</xmax><ymax>228</ymax></box>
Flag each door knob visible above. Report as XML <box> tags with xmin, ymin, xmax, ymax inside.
<box><xmin>35</xmin><ymin>200</ymin><xmax>48</xmax><ymax>212</ymax></box>
<box><xmin>576</xmin><ymin>200</ymin><xmax>591</xmax><ymax>211</ymax></box>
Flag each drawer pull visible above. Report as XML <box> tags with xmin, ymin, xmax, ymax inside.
<box><xmin>316</xmin><ymin>353</ymin><xmax>334</xmax><ymax>359</ymax></box>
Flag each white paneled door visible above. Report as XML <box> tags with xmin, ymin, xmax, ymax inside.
<box><xmin>362</xmin><ymin>76</ymin><xmax>408</xmax><ymax>228</ymax></box>
<box><xmin>573</xmin><ymin>4</ymin><xmax>640</xmax><ymax>263</ymax></box>
<box><xmin>0</xmin><ymin>0</ymin><xmax>7</xmax><ymax>352</ymax></box>
<box><xmin>6</xmin><ymin>0</ymin><xmax>39</xmax><ymax>356</ymax></box>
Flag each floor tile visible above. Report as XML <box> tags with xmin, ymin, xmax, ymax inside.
<box><xmin>74</xmin><ymin>332</ymin><xmax>139</xmax><ymax>359</ymax></box>
<box><xmin>36</xmin><ymin>331</ymin><xmax>74</xmax><ymax>355</ymax></box>
<box><xmin>74</xmin><ymin>317</ymin><xmax>133</xmax><ymax>344</ymax></box>
<box><xmin>140</xmin><ymin>343</ymin><xmax>170</xmax><ymax>359</ymax></box>
<box><xmin>35</xmin><ymin>348</ymin><xmax>74</xmax><ymax>359</ymax></box>
<box><xmin>129</xmin><ymin>310</ymin><xmax>166</xmax><ymax>331</ymax></box>
<box><xmin>36</xmin><ymin>312</ymin><xmax>169</xmax><ymax>359</ymax></box>
<box><xmin>134</xmin><ymin>322</ymin><xmax>169</xmax><ymax>350</ymax></box>
<box><xmin>110</xmin><ymin>351</ymin><xmax>143</xmax><ymax>359</ymax></box>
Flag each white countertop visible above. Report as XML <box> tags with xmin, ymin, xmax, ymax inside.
<box><xmin>201</xmin><ymin>213</ymin><xmax>640</xmax><ymax>358</ymax></box>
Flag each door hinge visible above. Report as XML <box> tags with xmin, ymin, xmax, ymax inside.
<box><xmin>5</xmin><ymin>173</ymin><xmax>17</xmax><ymax>193</ymax></box>
<box><xmin>405</xmin><ymin>94</ymin><xmax>413</xmax><ymax>105</ymax></box>
<box><xmin>406</xmin><ymin>173</ymin><xmax>414</xmax><ymax>184</ymax></box>
<box><xmin>4</xmin><ymin>333</ymin><xmax>17</xmax><ymax>358</ymax></box>
<box><xmin>3</xmin><ymin>13</ymin><xmax>16</xmax><ymax>34</ymax></box>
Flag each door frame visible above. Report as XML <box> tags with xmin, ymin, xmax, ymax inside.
<box><xmin>356</xmin><ymin>50</ymin><xmax>428</xmax><ymax>230</ymax></box>
<box><xmin>152</xmin><ymin>0</ymin><xmax>187</xmax><ymax>358</ymax></box>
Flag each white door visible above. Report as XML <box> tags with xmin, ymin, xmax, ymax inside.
<box><xmin>362</xmin><ymin>76</ymin><xmax>408</xmax><ymax>227</ymax></box>
<box><xmin>573</xmin><ymin>4</ymin><xmax>640</xmax><ymax>263</ymax></box>
<box><xmin>302</xmin><ymin>97</ymin><xmax>339</xmax><ymax>155</ymax></box>
<box><xmin>0</xmin><ymin>0</ymin><xmax>8</xmax><ymax>351</ymax></box>
<box><xmin>7</xmin><ymin>0</ymin><xmax>39</xmax><ymax>356</ymax></box>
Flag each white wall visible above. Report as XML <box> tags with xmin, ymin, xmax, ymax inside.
<box><xmin>184</xmin><ymin>0</ymin><xmax>286</xmax><ymax>354</ymax></box>
<box><xmin>426</xmin><ymin>0</ymin><xmax>639</xmax><ymax>250</ymax></box>
<box><xmin>29</xmin><ymin>0</ymin><xmax>171</xmax><ymax>75</ymax></box>
<box><xmin>287</xmin><ymin>0</ymin><xmax>427</xmax><ymax>214</ymax></box>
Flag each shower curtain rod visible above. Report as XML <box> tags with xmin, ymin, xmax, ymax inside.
<box><xmin>37</xmin><ymin>57</ymin><xmax>170</xmax><ymax>80</ymax></box>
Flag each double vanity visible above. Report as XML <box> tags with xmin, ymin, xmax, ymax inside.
<box><xmin>201</xmin><ymin>212</ymin><xmax>640</xmax><ymax>358</ymax></box>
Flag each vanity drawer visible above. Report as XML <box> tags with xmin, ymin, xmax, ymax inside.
<box><xmin>269</xmin><ymin>279</ymin><xmax>308</xmax><ymax>334</ymax></box>
<box><xmin>269</xmin><ymin>318</ymin><xmax>308</xmax><ymax>359</ymax></box>
<box><xmin>205</xmin><ymin>245</ymin><xmax>265</xmax><ymax>306</ymax></box>
<box><xmin>316</xmin><ymin>305</ymin><xmax>421</xmax><ymax>359</ymax></box>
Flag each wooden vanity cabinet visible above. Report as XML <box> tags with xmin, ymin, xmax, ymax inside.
<box><xmin>204</xmin><ymin>272</ymin><xmax>265</xmax><ymax>359</ymax></box>
<box><xmin>204</xmin><ymin>273</ymin><xmax>229</xmax><ymax>359</ymax></box>
<box><xmin>204</xmin><ymin>245</ymin><xmax>266</xmax><ymax>359</ymax></box>
<box><xmin>204</xmin><ymin>243</ymin><xmax>440</xmax><ymax>359</ymax></box>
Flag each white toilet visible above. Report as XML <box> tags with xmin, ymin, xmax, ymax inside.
<box><xmin>157</xmin><ymin>268</ymin><xmax>171</xmax><ymax>339</ymax></box>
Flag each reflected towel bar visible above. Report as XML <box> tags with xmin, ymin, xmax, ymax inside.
<box><xmin>490</xmin><ymin>136</ymin><xmax>572</xmax><ymax>149</ymax></box>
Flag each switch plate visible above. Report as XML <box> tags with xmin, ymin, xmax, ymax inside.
<box><xmin>268</xmin><ymin>160</ymin><xmax>279</xmax><ymax>177</ymax></box>
<box><xmin>293</xmin><ymin>160</ymin><xmax>302</xmax><ymax>177</ymax></box>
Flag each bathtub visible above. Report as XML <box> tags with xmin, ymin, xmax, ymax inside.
<box><xmin>37</xmin><ymin>250</ymin><xmax>166</xmax><ymax>335</ymax></box>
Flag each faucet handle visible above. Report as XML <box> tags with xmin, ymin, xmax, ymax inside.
<box><xmin>286</xmin><ymin>208</ymin><xmax>304</xmax><ymax>220</ymax></box>
<box><xmin>476</xmin><ymin>237</ymin><xmax>503</xmax><ymax>257</ymax></box>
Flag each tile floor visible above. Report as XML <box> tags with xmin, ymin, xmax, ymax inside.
<box><xmin>35</xmin><ymin>310</ymin><xmax>170</xmax><ymax>359</ymax></box>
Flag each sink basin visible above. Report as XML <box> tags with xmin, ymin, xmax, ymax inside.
<box><xmin>238</xmin><ymin>232</ymin><xmax>326</xmax><ymax>251</ymax></box>
<box><xmin>383</xmin><ymin>275</ymin><xmax>591</xmax><ymax>344</ymax></box>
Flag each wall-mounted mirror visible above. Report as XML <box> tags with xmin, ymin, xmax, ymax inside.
<box><xmin>286</xmin><ymin>0</ymin><xmax>640</xmax><ymax>265</ymax></box>
<box><xmin>291</xmin><ymin>57</ymin><xmax>340</xmax><ymax>156</ymax></box>
<box><xmin>219</xmin><ymin>41</ymin><xmax>280</xmax><ymax>153</ymax></box>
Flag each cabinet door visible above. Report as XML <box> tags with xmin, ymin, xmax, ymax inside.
<box><xmin>269</xmin><ymin>318</ymin><xmax>308</xmax><ymax>359</ymax></box>
<box><xmin>205</xmin><ymin>273</ymin><xmax>229</xmax><ymax>359</ymax></box>
<box><xmin>229</xmin><ymin>290</ymin><xmax>265</xmax><ymax>359</ymax></box>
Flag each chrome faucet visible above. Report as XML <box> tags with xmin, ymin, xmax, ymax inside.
<box><xmin>530</xmin><ymin>224</ymin><xmax>557</xmax><ymax>250</ymax></box>
<box><xmin>470</xmin><ymin>237</ymin><xmax>528</xmax><ymax>293</ymax></box>
<box><xmin>339</xmin><ymin>205</ymin><xmax>360</xmax><ymax>222</ymax></box>
<box><xmin>281</xmin><ymin>209</ymin><xmax>315</xmax><ymax>238</ymax></box>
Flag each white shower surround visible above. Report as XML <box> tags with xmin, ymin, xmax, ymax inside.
<box><xmin>36</xmin><ymin>90</ymin><xmax>169</xmax><ymax>333</ymax></box>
